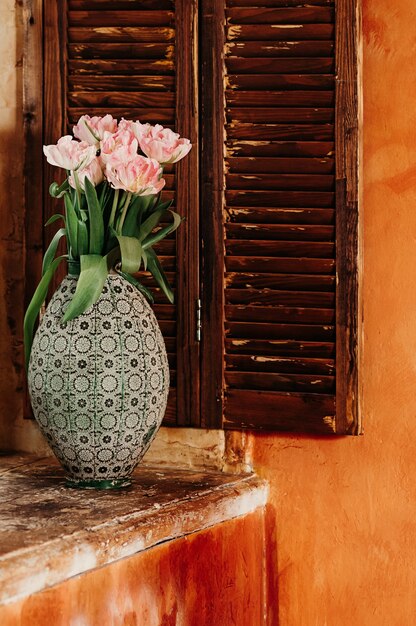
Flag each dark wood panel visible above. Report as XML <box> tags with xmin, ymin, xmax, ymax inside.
<box><xmin>226</xmin><ymin>352</ymin><xmax>335</xmax><ymax>371</ymax></box>
<box><xmin>152</xmin><ymin>304</ymin><xmax>176</xmax><ymax>320</ymax></box>
<box><xmin>68</xmin><ymin>75</ymin><xmax>175</xmax><ymax>91</ymax></box>
<box><xmin>68</xmin><ymin>27</ymin><xmax>175</xmax><ymax>43</ymax></box>
<box><xmin>226</xmin><ymin>321</ymin><xmax>334</xmax><ymax>341</ymax></box>
<box><xmin>226</xmin><ymin>57</ymin><xmax>334</xmax><ymax>74</ymax></box>
<box><xmin>226</xmin><ymin>223</ymin><xmax>334</xmax><ymax>241</ymax></box>
<box><xmin>226</xmin><ymin>123</ymin><xmax>334</xmax><ymax>141</ymax></box>
<box><xmin>228</xmin><ymin>74</ymin><xmax>334</xmax><ymax>90</ymax></box>
<box><xmin>226</xmin><ymin>207</ymin><xmax>335</xmax><ymax>225</ymax></box>
<box><xmin>226</xmin><ymin>90</ymin><xmax>334</xmax><ymax>107</ymax></box>
<box><xmin>68</xmin><ymin>11</ymin><xmax>174</xmax><ymax>27</ymax></box>
<box><xmin>226</xmin><ymin>189</ymin><xmax>334</xmax><ymax>207</ymax></box>
<box><xmin>225</xmin><ymin>304</ymin><xmax>334</xmax><ymax>325</ymax></box>
<box><xmin>162</xmin><ymin>388</ymin><xmax>177</xmax><ymax>425</ymax></box>
<box><xmin>226</xmin><ymin>40</ymin><xmax>334</xmax><ymax>58</ymax></box>
<box><xmin>226</xmin><ymin>7</ymin><xmax>334</xmax><ymax>24</ymax></box>
<box><xmin>68</xmin><ymin>42</ymin><xmax>174</xmax><ymax>59</ymax></box>
<box><xmin>224</xmin><ymin>389</ymin><xmax>336</xmax><ymax>434</ymax></box>
<box><xmin>226</xmin><ymin>173</ymin><xmax>334</xmax><ymax>191</ymax></box>
<box><xmin>68</xmin><ymin>91</ymin><xmax>175</xmax><ymax>107</ymax></box>
<box><xmin>226</xmin><ymin>239</ymin><xmax>334</xmax><ymax>257</ymax></box>
<box><xmin>225</xmin><ymin>272</ymin><xmax>334</xmax><ymax>290</ymax></box>
<box><xmin>68</xmin><ymin>59</ymin><xmax>175</xmax><ymax>74</ymax></box>
<box><xmin>225</xmin><ymin>288</ymin><xmax>334</xmax><ymax>307</ymax></box>
<box><xmin>227</xmin><ymin>140</ymin><xmax>334</xmax><ymax>158</ymax></box>
<box><xmin>227</xmin><ymin>157</ymin><xmax>334</xmax><ymax>174</ymax></box>
<box><xmin>225</xmin><ymin>255</ymin><xmax>335</xmax><ymax>274</ymax></box>
<box><xmin>68</xmin><ymin>107</ymin><xmax>174</xmax><ymax>123</ymax></box>
<box><xmin>226</xmin><ymin>371</ymin><xmax>334</xmax><ymax>393</ymax></box>
<box><xmin>226</xmin><ymin>24</ymin><xmax>334</xmax><ymax>41</ymax></box>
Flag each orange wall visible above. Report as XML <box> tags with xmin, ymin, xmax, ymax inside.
<box><xmin>251</xmin><ymin>1</ymin><xmax>416</xmax><ymax>623</ymax></box>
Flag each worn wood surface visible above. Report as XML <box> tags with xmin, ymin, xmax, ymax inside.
<box><xmin>0</xmin><ymin>454</ymin><xmax>267</xmax><ymax>606</ymax></box>
<box><xmin>199</xmin><ymin>0</ymin><xmax>226</xmax><ymax>428</ymax></box>
<box><xmin>335</xmin><ymin>0</ymin><xmax>361</xmax><ymax>434</ymax></box>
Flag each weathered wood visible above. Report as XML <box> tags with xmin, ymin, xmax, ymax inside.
<box><xmin>226</xmin><ymin>189</ymin><xmax>334</xmax><ymax>206</ymax></box>
<box><xmin>226</xmin><ymin>173</ymin><xmax>334</xmax><ymax>191</ymax></box>
<box><xmin>226</xmin><ymin>353</ymin><xmax>335</xmax><ymax>373</ymax></box>
<box><xmin>200</xmin><ymin>0</ymin><xmax>226</xmax><ymax>428</ymax></box>
<box><xmin>68</xmin><ymin>42</ymin><xmax>174</xmax><ymax>59</ymax></box>
<box><xmin>226</xmin><ymin>90</ymin><xmax>335</xmax><ymax>107</ymax></box>
<box><xmin>225</xmin><ymin>223</ymin><xmax>334</xmax><ymax>240</ymax></box>
<box><xmin>68</xmin><ymin>75</ymin><xmax>175</xmax><ymax>90</ymax></box>
<box><xmin>227</xmin><ymin>0</ymin><xmax>334</xmax><ymax>6</ymax></box>
<box><xmin>225</xmin><ymin>304</ymin><xmax>335</xmax><ymax>325</ymax></box>
<box><xmin>225</xmin><ymin>321</ymin><xmax>334</xmax><ymax>341</ymax></box>
<box><xmin>68</xmin><ymin>59</ymin><xmax>174</xmax><ymax>74</ymax></box>
<box><xmin>224</xmin><ymin>390</ymin><xmax>336</xmax><ymax>434</ymax></box>
<box><xmin>226</xmin><ymin>7</ymin><xmax>334</xmax><ymax>24</ymax></box>
<box><xmin>226</xmin><ymin>206</ymin><xmax>335</xmax><ymax>224</ymax></box>
<box><xmin>69</xmin><ymin>0</ymin><xmax>174</xmax><ymax>8</ymax></box>
<box><xmin>334</xmin><ymin>0</ymin><xmax>361</xmax><ymax>434</ymax></box>
<box><xmin>68</xmin><ymin>26</ymin><xmax>175</xmax><ymax>43</ymax></box>
<box><xmin>227</xmin><ymin>140</ymin><xmax>334</xmax><ymax>158</ymax></box>
<box><xmin>225</xmin><ymin>272</ymin><xmax>334</xmax><ymax>290</ymax></box>
<box><xmin>68</xmin><ymin>91</ymin><xmax>175</xmax><ymax>107</ymax></box>
<box><xmin>226</xmin><ymin>371</ymin><xmax>334</xmax><ymax>393</ymax></box>
<box><xmin>225</xmin><ymin>256</ymin><xmax>335</xmax><ymax>274</ymax></box>
<box><xmin>227</xmin><ymin>24</ymin><xmax>334</xmax><ymax>42</ymax></box>
<box><xmin>174</xmin><ymin>0</ymin><xmax>200</xmax><ymax>426</ymax></box>
<box><xmin>227</xmin><ymin>157</ymin><xmax>334</xmax><ymax>175</ymax></box>
<box><xmin>68</xmin><ymin>11</ymin><xmax>174</xmax><ymax>27</ymax></box>
<box><xmin>227</xmin><ymin>73</ymin><xmax>334</xmax><ymax>90</ymax></box>
<box><xmin>68</xmin><ymin>108</ymin><xmax>175</xmax><ymax>124</ymax></box>
<box><xmin>225</xmin><ymin>288</ymin><xmax>334</xmax><ymax>308</ymax></box>
<box><xmin>226</xmin><ymin>123</ymin><xmax>334</xmax><ymax>141</ymax></box>
<box><xmin>226</xmin><ymin>239</ymin><xmax>334</xmax><ymax>257</ymax></box>
<box><xmin>226</xmin><ymin>40</ymin><xmax>334</xmax><ymax>58</ymax></box>
<box><xmin>226</xmin><ymin>58</ymin><xmax>334</xmax><ymax>74</ymax></box>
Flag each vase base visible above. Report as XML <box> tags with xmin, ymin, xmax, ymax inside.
<box><xmin>65</xmin><ymin>477</ymin><xmax>132</xmax><ymax>490</ymax></box>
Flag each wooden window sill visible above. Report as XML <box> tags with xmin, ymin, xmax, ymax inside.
<box><xmin>0</xmin><ymin>453</ymin><xmax>268</xmax><ymax>606</ymax></box>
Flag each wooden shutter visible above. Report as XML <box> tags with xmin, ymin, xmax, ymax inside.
<box><xmin>200</xmin><ymin>0</ymin><xmax>360</xmax><ymax>434</ymax></box>
<box><xmin>37</xmin><ymin>0</ymin><xmax>200</xmax><ymax>426</ymax></box>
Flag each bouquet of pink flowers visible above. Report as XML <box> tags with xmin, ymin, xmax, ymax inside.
<box><xmin>24</xmin><ymin>114</ymin><xmax>191</xmax><ymax>368</ymax></box>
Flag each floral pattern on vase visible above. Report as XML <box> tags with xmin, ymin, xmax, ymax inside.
<box><xmin>28</xmin><ymin>274</ymin><xmax>170</xmax><ymax>488</ymax></box>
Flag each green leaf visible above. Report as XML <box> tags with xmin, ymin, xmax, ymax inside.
<box><xmin>62</xmin><ymin>254</ymin><xmax>108</xmax><ymax>323</ymax></box>
<box><xmin>49</xmin><ymin>179</ymin><xmax>69</xmax><ymax>198</ymax></box>
<box><xmin>84</xmin><ymin>177</ymin><xmax>104</xmax><ymax>255</ymax></box>
<box><xmin>45</xmin><ymin>213</ymin><xmax>66</xmax><ymax>227</ymax></box>
<box><xmin>64</xmin><ymin>194</ymin><xmax>79</xmax><ymax>258</ymax></box>
<box><xmin>24</xmin><ymin>255</ymin><xmax>66</xmax><ymax>371</ymax></box>
<box><xmin>138</xmin><ymin>208</ymin><xmax>165</xmax><ymax>243</ymax></box>
<box><xmin>154</xmin><ymin>199</ymin><xmax>173</xmax><ymax>213</ymax></box>
<box><xmin>116</xmin><ymin>235</ymin><xmax>143</xmax><ymax>274</ymax></box>
<box><xmin>121</xmin><ymin>198</ymin><xmax>142</xmax><ymax>238</ymax></box>
<box><xmin>146</xmin><ymin>247</ymin><xmax>174</xmax><ymax>304</ymax></box>
<box><xmin>42</xmin><ymin>228</ymin><xmax>66</xmax><ymax>276</ymax></box>
<box><xmin>117</xmin><ymin>270</ymin><xmax>154</xmax><ymax>304</ymax></box>
<box><xmin>78</xmin><ymin>220</ymin><xmax>89</xmax><ymax>256</ymax></box>
<box><xmin>142</xmin><ymin>210</ymin><xmax>183</xmax><ymax>250</ymax></box>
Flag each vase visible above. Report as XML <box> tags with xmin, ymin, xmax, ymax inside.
<box><xmin>27</xmin><ymin>273</ymin><xmax>170</xmax><ymax>489</ymax></box>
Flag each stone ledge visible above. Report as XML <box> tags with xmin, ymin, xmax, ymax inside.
<box><xmin>0</xmin><ymin>454</ymin><xmax>268</xmax><ymax>606</ymax></box>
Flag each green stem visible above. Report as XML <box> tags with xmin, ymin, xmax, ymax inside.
<box><xmin>72</xmin><ymin>170</ymin><xmax>82</xmax><ymax>216</ymax></box>
<box><xmin>108</xmin><ymin>189</ymin><xmax>120</xmax><ymax>229</ymax></box>
<box><xmin>117</xmin><ymin>192</ymin><xmax>132</xmax><ymax>235</ymax></box>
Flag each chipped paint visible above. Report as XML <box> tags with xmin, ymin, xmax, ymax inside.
<box><xmin>271</xmin><ymin>24</ymin><xmax>304</xmax><ymax>29</ymax></box>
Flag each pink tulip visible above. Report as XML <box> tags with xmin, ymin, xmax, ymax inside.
<box><xmin>73</xmin><ymin>114</ymin><xmax>118</xmax><ymax>145</ymax></box>
<box><xmin>106</xmin><ymin>155</ymin><xmax>165</xmax><ymax>196</ymax></box>
<box><xmin>132</xmin><ymin>122</ymin><xmax>192</xmax><ymax>164</ymax></box>
<box><xmin>43</xmin><ymin>136</ymin><xmax>96</xmax><ymax>171</ymax></box>
<box><xmin>100</xmin><ymin>129</ymin><xmax>138</xmax><ymax>166</ymax></box>
<box><xmin>68</xmin><ymin>157</ymin><xmax>104</xmax><ymax>190</ymax></box>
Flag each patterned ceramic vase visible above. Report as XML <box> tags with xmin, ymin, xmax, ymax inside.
<box><xmin>27</xmin><ymin>273</ymin><xmax>170</xmax><ymax>489</ymax></box>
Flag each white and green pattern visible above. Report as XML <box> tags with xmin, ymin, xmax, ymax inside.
<box><xmin>28</xmin><ymin>274</ymin><xmax>169</xmax><ymax>488</ymax></box>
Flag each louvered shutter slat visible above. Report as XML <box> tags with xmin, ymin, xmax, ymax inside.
<box><xmin>222</xmin><ymin>0</ymin><xmax>337</xmax><ymax>430</ymax></box>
